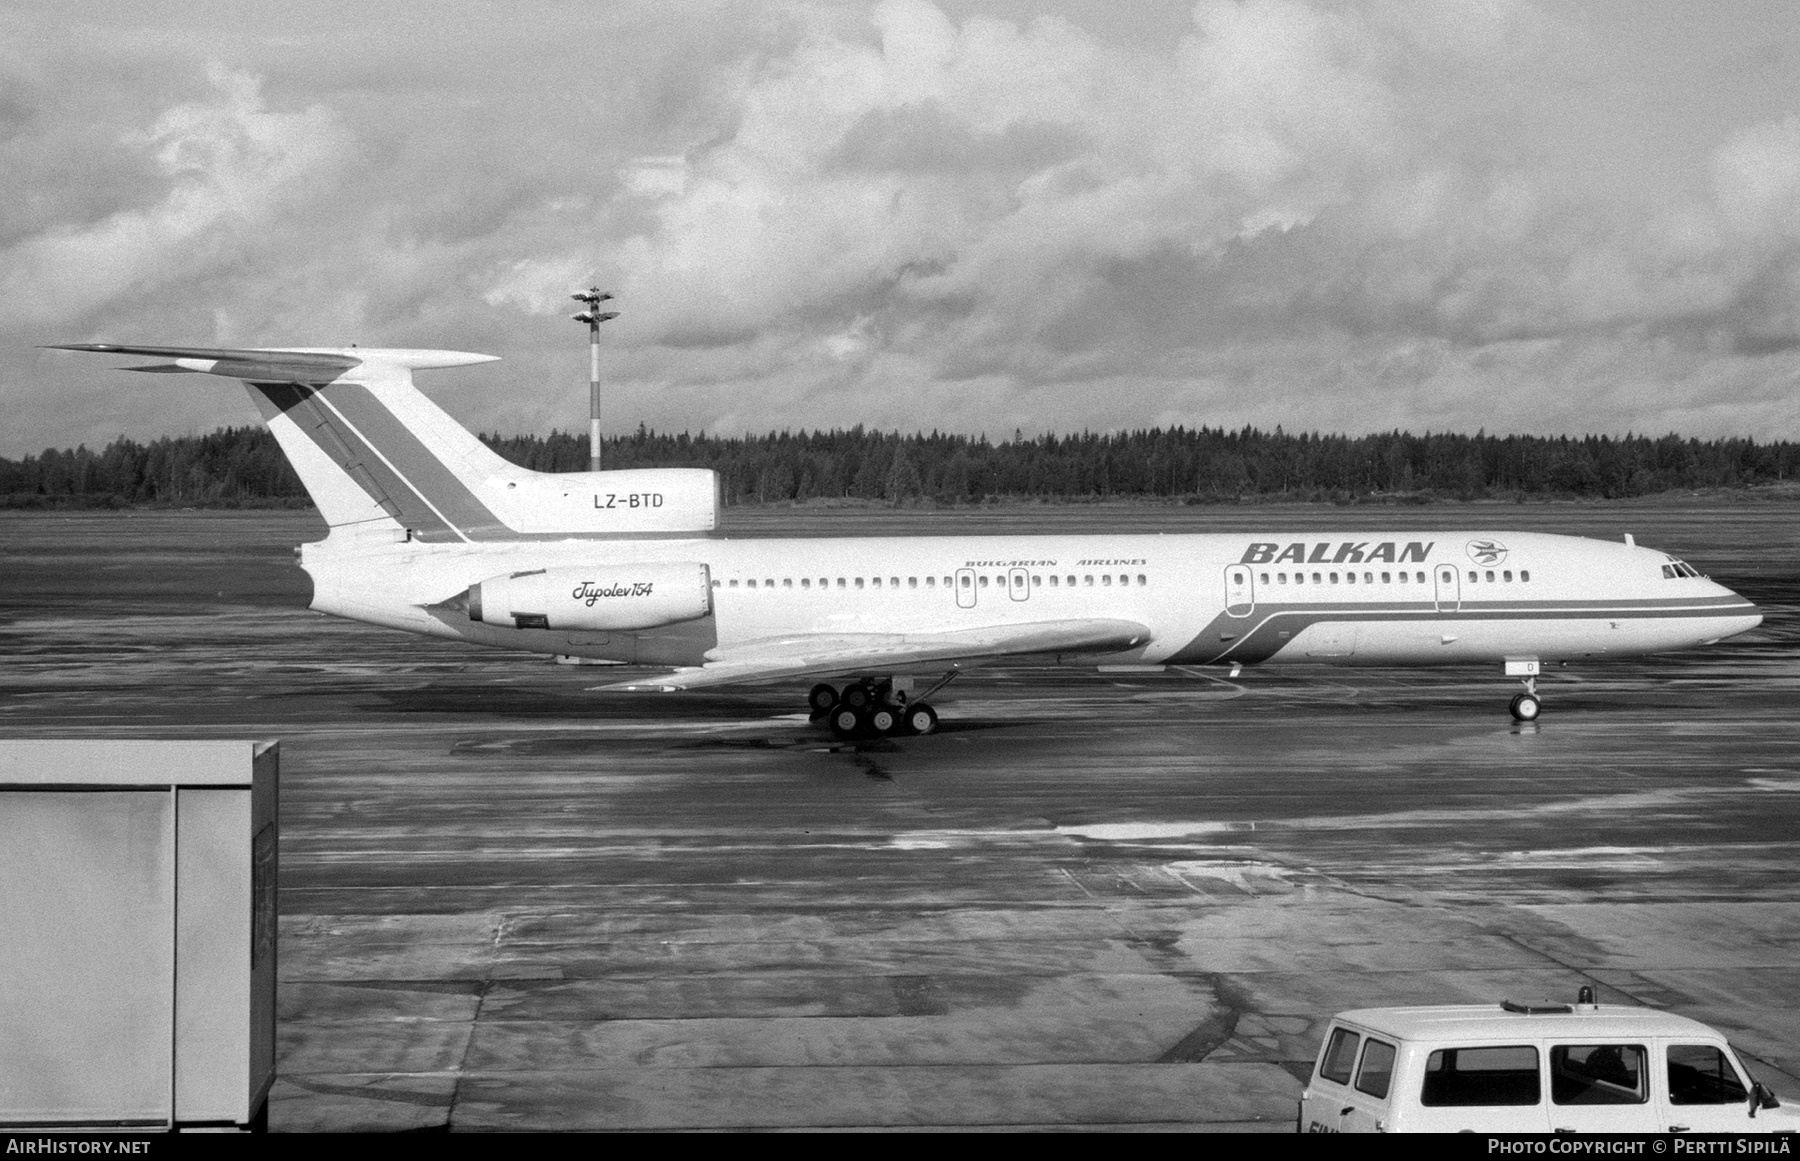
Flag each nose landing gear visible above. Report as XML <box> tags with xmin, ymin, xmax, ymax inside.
<box><xmin>1508</xmin><ymin>676</ymin><xmax>1542</xmax><ymax>722</ymax></box>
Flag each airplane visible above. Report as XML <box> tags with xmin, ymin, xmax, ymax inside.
<box><xmin>52</xmin><ymin>343</ymin><xmax>1763</xmax><ymax>736</ymax></box>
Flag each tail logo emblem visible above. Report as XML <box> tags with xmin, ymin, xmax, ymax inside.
<box><xmin>1466</xmin><ymin>539</ymin><xmax>1508</xmax><ymax>566</ymax></box>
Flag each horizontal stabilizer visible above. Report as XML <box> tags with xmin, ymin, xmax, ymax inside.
<box><xmin>593</xmin><ymin>617</ymin><xmax>1153</xmax><ymax>691</ymax></box>
<box><xmin>49</xmin><ymin>344</ymin><xmax>500</xmax><ymax>382</ymax></box>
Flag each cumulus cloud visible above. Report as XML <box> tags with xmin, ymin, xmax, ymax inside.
<box><xmin>0</xmin><ymin>63</ymin><xmax>349</xmax><ymax>328</ymax></box>
<box><xmin>7</xmin><ymin>0</ymin><xmax>1800</xmax><ymax>456</ymax></box>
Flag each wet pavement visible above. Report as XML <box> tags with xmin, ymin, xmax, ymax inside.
<box><xmin>2</xmin><ymin>500</ymin><xmax>1797</xmax><ymax>1131</ymax></box>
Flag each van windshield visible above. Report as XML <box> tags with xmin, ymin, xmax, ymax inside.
<box><xmin>1421</xmin><ymin>1045</ymin><xmax>1541</xmax><ymax>1107</ymax></box>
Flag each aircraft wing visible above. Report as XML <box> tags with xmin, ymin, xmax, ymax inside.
<box><xmin>592</xmin><ymin>618</ymin><xmax>1153</xmax><ymax>692</ymax></box>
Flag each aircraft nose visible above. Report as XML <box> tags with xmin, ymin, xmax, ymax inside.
<box><xmin>1705</xmin><ymin>582</ymin><xmax>1762</xmax><ymax>643</ymax></box>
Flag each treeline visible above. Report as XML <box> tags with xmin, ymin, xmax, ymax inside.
<box><xmin>5</xmin><ymin>424</ymin><xmax>1799</xmax><ymax>509</ymax></box>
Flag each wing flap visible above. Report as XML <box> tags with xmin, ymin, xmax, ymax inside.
<box><xmin>593</xmin><ymin>618</ymin><xmax>1152</xmax><ymax>692</ymax></box>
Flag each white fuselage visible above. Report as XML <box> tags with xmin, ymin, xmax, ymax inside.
<box><xmin>300</xmin><ymin>526</ymin><xmax>1760</xmax><ymax>675</ymax></box>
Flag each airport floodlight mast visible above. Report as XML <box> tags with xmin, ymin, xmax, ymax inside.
<box><xmin>570</xmin><ymin>288</ymin><xmax>619</xmax><ymax>472</ymax></box>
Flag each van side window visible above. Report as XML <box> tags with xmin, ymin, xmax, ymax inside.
<box><xmin>1667</xmin><ymin>1045</ymin><xmax>1748</xmax><ymax>1105</ymax></box>
<box><xmin>1551</xmin><ymin>1044</ymin><xmax>1647</xmax><ymax>1105</ymax></box>
<box><xmin>1356</xmin><ymin>1039</ymin><xmax>1397</xmax><ymax>1099</ymax></box>
<box><xmin>1421</xmin><ymin>1046</ymin><xmax>1541</xmax><ymax>1106</ymax></box>
<box><xmin>1319</xmin><ymin>1027</ymin><xmax>1361</xmax><ymax>1085</ymax></box>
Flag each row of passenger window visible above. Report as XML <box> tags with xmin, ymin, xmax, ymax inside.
<box><xmin>1320</xmin><ymin>1026</ymin><xmax>1749</xmax><ymax>1107</ymax></box>
<box><xmin>1253</xmin><ymin>569</ymin><xmax>1533</xmax><ymax>586</ymax></box>
<box><xmin>715</xmin><ymin>573</ymin><xmax>1151</xmax><ymax>590</ymax></box>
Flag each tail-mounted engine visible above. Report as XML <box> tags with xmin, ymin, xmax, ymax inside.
<box><xmin>462</xmin><ymin>563</ymin><xmax>712</xmax><ymax>632</ymax></box>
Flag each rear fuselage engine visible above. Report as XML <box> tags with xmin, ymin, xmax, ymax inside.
<box><xmin>464</xmin><ymin>563</ymin><xmax>712</xmax><ymax>632</ymax></box>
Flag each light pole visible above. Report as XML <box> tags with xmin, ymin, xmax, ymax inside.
<box><xmin>570</xmin><ymin>288</ymin><xmax>619</xmax><ymax>472</ymax></box>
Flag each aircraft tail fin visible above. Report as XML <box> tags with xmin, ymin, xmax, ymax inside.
<box><xmin>52</xmin><ymin>344</ymin><xmax>719</xmax><ymax>541</ymax></box>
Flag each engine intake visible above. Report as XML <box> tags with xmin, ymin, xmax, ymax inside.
<box><xmin>464</xmin><ymin>562</ymin><xmax>712</xmax><ymax>632</ymax></box>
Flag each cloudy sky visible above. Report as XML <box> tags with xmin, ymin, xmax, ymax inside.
<box><xmin>3</xmin><ymin>0</ymin><xmax>1799</xmax><ymax>457</ymax></box>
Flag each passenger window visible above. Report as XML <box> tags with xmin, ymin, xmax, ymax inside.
<box><xmin>801</xmin><ymin>578</ymin><xmax>810</xmax><ymax>589</ymax></box>
<box><xmin>711</xmin><ymin>580</ymin><xmax>721</xmax><ymax>588</ymax></box>
<box><xmin>783</xmin><ymin>578</ymin><xmax>792</xmax><ymax>588</ymax></box>
<box><xmin>1032</xmin><ymin>574</ymin><xmax>1042</xmax><ymax>586</ymax></box>
<box><xmin>960</xmin><ymin>575</ymin><xmax>970</xmax><ymax>588</ymax></box>
<box><xmin>1319</xmin><ymin>1027</ymin><xmax>1361</xmax><ymax>1085</ymax></box>
<box><xmin>1140</xmin><ymin>574</ymin><xmax>1149</xmax><ymax>586</ymax></box>
<box><xmin>836</xmin><ymin>578</ymin><xmax>846</xmax><ymax>588</ymax></box>
<box><xmin>1312</xmin><ymin>572</ymin><xmax>1321</xmax><ymax>584</ymax></box>
<box><xmin>1278</xmin><ymin>573</ymin><xmax>1288</xmax><ymax>584</ymax></box>
<box><xmin>1066</xmin><ymin>575</ymin><xmax>1075</xmax><ymax>587</ymax></box>
<box><xmin>1356</xmin><ymin>1039</ymin><xmax>1397</xmax><ymax>1099</ymax></box>
<box><xmin>1520</xmin><ymin>570</ymin><xmax>1530</xmax><ymax>582</ymax></box>
<box><xmin>1294</xmin><ymin>573</ymin><xmax>1304</xmax><ymax>585</ymax></box>
<box><xmin>1417</xmin><ymin>571</ymin><xmax>1426</xmax><ymax>583</ymax></box>
<box><xmin>1084</xmin><ymin>575</ymin><xmax>1093</xmax><ymax>586</ymax></box>
<box><xmin>1103</xmin><ymin>575</ymin><xmax>1112</xmax><ymax>586</ymax></box>
<box><xmin>979</xmin><ymin>576</ymin><xmax>989</xmax><ymax>587</ymax></box>
<box><xmin>1397</xmin><ymin>572</ymin><xmax>1406</xmax><ymax>583</ymax></box>
<box><xmin>925</xmin><ymin>577</ymin><xmax>933</xmax><ymax>588</ymax></box>
<box><xmin>890</xmin><ymin>577</ymin><xmax>898</xmax><ymax>587</ymax></box>
<box><xmin>729</xmin><ymin>579</ymin><xmax>739</xmax><ymax>588</ymax></box>
<box><xmin>1049</xmin><ymin>575</ymin><xmax>1059</xmax><ymax>587</ymax></box>
<box><xmin>1485</xmin><ymin>570</ymin><xmax>1495</xmax><ymax>582</ymax></box>
<box><xmin>1421</xmin><ymin>1046</ymin><xmax>1541</xmax><ymax>1107</ymax></box>
<box><xmin>1346</xmin><ymin>572</ymin><xmax>1356</xmax><ymax>584</ymax></box>
<box><xmin>1552</xmin><ymin>1044</ymin><xmax>1647</xmax><ymax>1105</ymax></box>
<box><xmin>1382</xmin><ymin>572</ymin><xmax>1391</xmax><ymax>583</ymax></box>
<box><xmin>1503</xmin><ymin>570</ymin><xmax>1512</xmax><ymax>582</ymax></box>
<box><xmin>856</xmin><ymin>578</ymin><xmax>865</xmax><ymax>589</ymax></box>
<box><xmin>1668</xmin><ymin>1045</ymin><xmax>1748</xmax><ymax>1105</ymax></box>
<box><xmin>1468</xmin><ymin>570</ymin><xmax>1478</xmax><ymax>583</ymax></box>
<box><xmin>909</xmin><ymin>577</ymin><xmax>918</xmax><ymax>588</ymax></box>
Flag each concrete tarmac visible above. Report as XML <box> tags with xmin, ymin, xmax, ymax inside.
<box><xmin>2</xmin><ymin>500</ymin><xmax>1797</xmax><ymax>1131</ymax></box>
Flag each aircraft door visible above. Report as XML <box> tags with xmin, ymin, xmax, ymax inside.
<box><xmin>1008</xmin><ymin>567</ymin><xmax>1030</xmax><ymax>602</ymax></box>
<box><xmin>1224</xmin><ymin>565</ymin><xmax>1255</xmax><ymax>616</ymax></box>
<box><xmin>955</xmin><ymin>568</ymin><xmax>977</xmax><ymax>609</ymax></box>
<box><xmin>1434</xmin><ymin>564</ymin><xmax>1460</xmax><ymax>612</ymax></box>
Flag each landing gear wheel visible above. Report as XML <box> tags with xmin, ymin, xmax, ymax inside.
<box><xmin>829</xmin><ymin>706</ymin><xmax>865</xmax><ymax>739</ymax></box>
<box><xmin>840</xmin><ymin>683</ymin><xmax>873</xmax><ymax>711</ymax></box>
<box><xmin>902</xmin><ymin>703</ymin><xmax>938</xmax><ymax>735</ymax></box>
<box><xmin>808</xmin><ymin>683</ymin><xmax>839</xmax><ymax>715</ymax></box>
<box><xmin>868</xmin><ymin>706</ymin><xmax>901</xmax><ymax>735</ymax></box>
<box><xmin>1509</xmin><ymin>692</ymin><xmax>1542</xmax><ymax>722</ymax></box>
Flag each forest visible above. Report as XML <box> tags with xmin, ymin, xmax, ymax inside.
<box><xmin>3</xmin><ymin>423</ymin><xmax>1797</xmax><ymax>509</ymax></box>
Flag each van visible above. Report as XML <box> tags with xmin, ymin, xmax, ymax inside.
<box><xmin>1299</xmin><ymin>989</ymin><xmax>1799</xmax><ymax>1133</ymax></box>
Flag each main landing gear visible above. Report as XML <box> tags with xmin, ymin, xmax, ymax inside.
<box><xmin>809</xmin><ymin>674</ymin><xmax>955</xmax><ymax>739</ymax></box>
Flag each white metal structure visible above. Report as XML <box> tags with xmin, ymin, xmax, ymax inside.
<box><xmin>0</xmin><ymin>739</ymin><xmax>277</xmax><ymax>1131</ymax></box>
<box><xmin>55</xmin><ymin>345</ymin><xmax>1763</xmax><ymax>733</ymax></box>
<box><xmin>1300</xmin><ymin>994</ymin><xmax>1799</xmax><ymax>1133</ymax></box>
